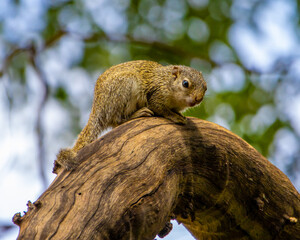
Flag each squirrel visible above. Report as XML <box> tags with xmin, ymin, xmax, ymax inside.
<box><xmin>54</xmin><ymin>60</ymin><xmax>207</xmax><ymax>172</ymax></box>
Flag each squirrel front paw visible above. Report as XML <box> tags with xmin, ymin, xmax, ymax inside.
<box><xmin>53</xmin><ymin>148</ymin><xmax>78</xmax><ymax>173</ymax></box>
<box><xmin>166</xmin><ymin>113</ymin><xmax>187</xmax><ymax>125</ymax></box>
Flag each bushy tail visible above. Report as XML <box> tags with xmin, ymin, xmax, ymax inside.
<box><xmin>53</xmin><ymin>148</ymin><xmax>78</xmax><ymax>173</ymax></box>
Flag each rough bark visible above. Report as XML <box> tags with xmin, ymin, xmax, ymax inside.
<box><xmin>14</xmin><ymin>117</ymin><xmax>300</xmax><ymax>240</ymax></box>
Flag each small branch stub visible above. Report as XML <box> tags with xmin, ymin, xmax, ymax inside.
<box><xmin>12</xmin><ymin>213</ymin><xmax>23</xmax><ymax>226</ymax></box>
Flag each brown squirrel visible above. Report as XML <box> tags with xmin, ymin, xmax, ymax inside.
<box><xmin>54</xmin><ymin>60</ymin><xmax>207</xmax><ymax>171</ymax></box>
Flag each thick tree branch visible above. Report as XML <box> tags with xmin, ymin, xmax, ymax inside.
<box><xmin>14</xmin><ymin>118</ymin><xmax>300</xmax><ymax>240</ymax></box>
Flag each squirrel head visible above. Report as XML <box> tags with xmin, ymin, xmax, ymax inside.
<box><xmin>169</xmin><ymin>65</ymin><xmax>207</xmax><ymax>111</ymax></box>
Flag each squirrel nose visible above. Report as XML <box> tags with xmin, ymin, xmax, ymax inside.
<box><xmin>195</xmin><ymin>95</ymin><xmax>203</xmax><ymax>103</ymax></box>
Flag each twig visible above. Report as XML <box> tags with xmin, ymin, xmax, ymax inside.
<box><xmin>29</xmin><ymin>46</ymin><xmax>49</xmax><ymax>189</ymax></box>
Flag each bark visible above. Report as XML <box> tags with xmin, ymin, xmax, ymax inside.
<box><xmin>13</xmin><ymin>117</ymin><xmax>300</xmax><ymax>240</ymax></box>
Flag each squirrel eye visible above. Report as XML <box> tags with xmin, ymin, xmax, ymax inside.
<box><xmin>182</xmin><ymin>80</ymin><xmax>189</xmax><ymax>88</ymax></box>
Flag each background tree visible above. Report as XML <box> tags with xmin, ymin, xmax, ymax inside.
<box><xmin>0</xmin><ymin>0</ymin><xmax>299</xmax><ymax>239</ymax></box>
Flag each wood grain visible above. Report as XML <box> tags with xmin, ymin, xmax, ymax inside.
<box><xmin>14</xmin><ymin>117</ymin><xmax>300</xmax><ymax>240</ymax></box>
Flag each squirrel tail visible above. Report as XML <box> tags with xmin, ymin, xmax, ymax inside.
<box><xmin>53</xmin><ymin>148</ymin><xmax>78</xmax><ymax>173</ymax></box>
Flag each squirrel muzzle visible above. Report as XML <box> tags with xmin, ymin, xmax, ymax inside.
<box><xmin>187</xmin><ymin>94</ymin><xmax>204</xmax><ymax>107</ymax></box>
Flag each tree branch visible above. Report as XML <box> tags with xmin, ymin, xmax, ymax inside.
<box><xmin>13</xmin><ymin>118</ymin><xmax>300</xmax><ymax>239</ymax></box>
<box><xmin>30</xmin><ymin>53</ymin><xmax>50</xmax><ymax>189</ymax></box>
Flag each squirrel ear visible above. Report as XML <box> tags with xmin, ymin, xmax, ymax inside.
<box><xmin>172</xmin><ymin>66</ymin><xmax>181</xmax><ymax>79</ymax></box>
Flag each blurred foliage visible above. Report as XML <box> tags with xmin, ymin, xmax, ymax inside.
<box><xmin>1</xmin><ymin>0</ymin><xmax>300</xmax><ymax>180</ymax></box>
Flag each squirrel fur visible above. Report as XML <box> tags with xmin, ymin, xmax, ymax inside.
<box><xmin>54</xmin><ymin>60</ymin><xmax>207</xmax><ymax>172</ymax></box>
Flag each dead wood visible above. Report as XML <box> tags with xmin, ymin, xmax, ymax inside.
<box><xmin>14</xmin><ymin>117</ymin><xmax>300</xmax><ymax>240</ymax></box>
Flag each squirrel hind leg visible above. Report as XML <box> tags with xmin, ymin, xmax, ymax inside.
<box><xmin>128</xmin><ymin>107</ymin><xmax>154</xmax><ymax>121</ymax></box>
<box><xmin>129</xmin><ymin>107</ymin><xmax>154</xmax><ymax>120</ymax></box>
<box><xmin>53</xmin><ymin>148</ymin><xmax>78</xmax><ymax>173</ymax></box>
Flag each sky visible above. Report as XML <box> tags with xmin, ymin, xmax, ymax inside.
<box><xmin>0</xmin><ymin>0</ymin><xmax>299</xmax><ymax>239</ymax></box>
